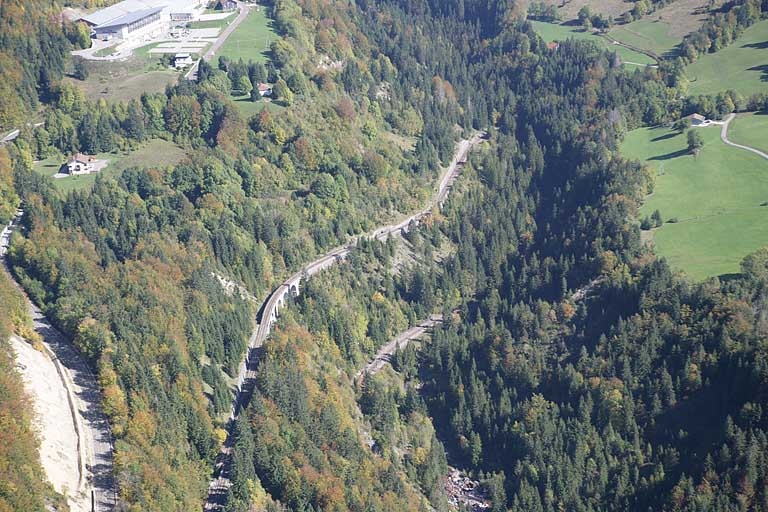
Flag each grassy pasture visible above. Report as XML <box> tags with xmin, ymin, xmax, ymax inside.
<box><xmin>685</xmin><ymin>19</ymin><xmax>768</xmax><ymax>96</ymax></box>
<box><xmin>728</xmin><ymin>112</ymin><xmax>768</xmax><ymax>154</ymax></box>
<box><xmin>621</xmin><ymin>125</ymin><xmax>768</xmax><ymax>280</ymax></box>
<box><xmin>531</xmin><ymin>21</ymin><xmax>656</xmax><ymax>66</ymax></box>
<box><xmin>608</xmin><ymin>19</ymin><xmax>681</xmax><ymax>57</ymax></box>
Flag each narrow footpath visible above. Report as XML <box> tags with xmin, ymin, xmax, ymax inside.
<box><xmin>1</xmin><ymin>212</ymin><xmax>116</xmax><ymax>511</ymax></box>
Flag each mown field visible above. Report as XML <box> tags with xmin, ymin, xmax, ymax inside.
<box><xmin>531</xmin><ymin>21</ymin><xmax>656</xmax><ymax>65</ymax></box>
<box><xmin>608</xmin><ymin>18</ymin><xmax>681</xmax><ymax>57</ymax></box>
<box><xmin>231</xmin><ymin>95</ymin><xmax>284</xmax><ymax>118</ymax></box>
<box><xmin>685</xmin><ymin>19</ymin><xmax>768</xmax><ymax>96</ymax></box>
<box><xmin>728</xmin><ymin>112</ymin><xmax>768</xmax><ymax>154</ymax></box>
<box><xmin>33</xmin><ymin>139</ymin><xmax>187</xmax><ymax>193</ymax></box>
<box><xmin>622</xmin><ymin>125</ymin><xmax>768</xmax><ymax>280</ymax></box>
<box><xmin>216</xmin><ymin>5</ymin><xmax>277</xmax><ymax>63</ymax></box>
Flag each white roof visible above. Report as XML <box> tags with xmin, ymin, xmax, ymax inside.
<box><xmin>95</xmin><ymin>7</ymin><xmax>163</xmax><ymax>30</ymax></box>
<box><xmin>82</xmin><ymin>0</ymin><xmax>201</xmax><ymax>26</ymax></box>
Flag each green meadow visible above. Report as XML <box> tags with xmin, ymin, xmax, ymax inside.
<box><xmin>530</xmin><ymin>21</ymin><xmax>657</xmax><ymax>66</ymax></box>
<box><xmin>608</xmin><ymin>19</ymin><xmax>681</xmax><ymax>57</ymax></box>
<box><xmin>622</xmin><ymin>125</ymin><xmax>768</xmax><ymax>280</ymax></box>
<box><xmin>728</xmin><ymin>112</ymin><xmax>768</xmax><ymax>155</ymax></box>
<box><xmin>34</xmin><ymin>139</ymin><xmax>186</xmax><ymax>193</ymax></box>
<box><xmin>685</xmin><ymin>19</ymin><xmax>768</xmax><ymax>96</ymax></box>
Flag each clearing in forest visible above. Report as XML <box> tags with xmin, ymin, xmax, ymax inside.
<box><xmin>685</xmin><ymin>19</ymin><xmax>768</xmax><ymax>96</ymax></box>
<box><xmin>528</xmin><ymin>0</ymin><xmax>629</xmax><ymax>23</ymax></box>
<box><xmin>33</xmin><ymin>139</ymin><xmax>187</xmax><ymax>193</ymax></box>
<box><xmin>67</xmin><ymin>54</ymin><xmax>181</xmax><ymax>104</ymax></box>
<box><xmin>621</xmin><ymin>124</ymin><xmax>768</xmax><ymax>280</ymax></box>
<box><xmin>607</xmin><ymin>0</ymin><xmax>709</xmax><ymax>57</ymax></box>
<box><xmin>608</xmin><ymin>18</ymin><xmax>683</xmax><ymax>57</ymax></box>
<box><xmin>530</xmin><ymin>21</ymin><xmax>656</xmax><ymax>65</ymax></box>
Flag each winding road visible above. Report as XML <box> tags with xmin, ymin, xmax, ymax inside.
<box><xmin>1</xmin><ymin>212</ymin><xmax>116</xmax><ymax>511</ymax></box>
<box><xmin>204</xmin><ymin>131</ymin><xmax>485</xmax><ymax>510</ymax></box>
<box><xmin>355</xmin><ymin>315</ymin><xmax>443</xmax><ymax>380</ymax></box>
<box><xmin>720</xmin><ymin>113</ymin><xmax>768</xmax><ymax>161</ymax></box>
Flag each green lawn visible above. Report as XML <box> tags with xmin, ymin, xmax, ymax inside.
<box><xmin>34</xmin><ymin>139</ymin><xmax>187</xmax><ymax>193</ymax></box>
<box><xmin>622</xmin><ymin>125</ymin><xmax>768</xmax><ymax>280</ymax></box>
<box><xmin>685</xmin><ymin>19</ymin><xmax>768</xmax><ymax>96</ymax></box>
<box><xmin>231</xmin><ymin>95</ymin><xmax>284</xmax><ymax>118</ymax></box>
<box><xmin>728</xmin><ymin>112</ymin><xmax>768</xmax><ymax>154</ymax></box>
<box><xmin>531</xmin><ymin>21</ymin><xmax>657</xmax><ymax>66</ymax></box>
<box><xmin>217</xmin><ymin>6</ymin><xmax>277</xmax><ymax>63</ymax></box>
<box><xmin>608</xmin><ymin>19</ymin><xmax>681</xmax><ymax>57</ymax></box>
<box><xmin>188</xmin><ymin>13</ymin><xmax>235</xmax><ymax>29</ymax></box>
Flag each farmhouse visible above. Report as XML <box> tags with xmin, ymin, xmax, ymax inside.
<box><xmin>687</xmin><ymin>113</ymin><xmax>707</xmax><ymax>126</ymax></box>
<box><xmin>81</xmin><ymin>0</ymin><xmax>205</xmax><ymax>42</ymax></box>
<box><xmin>257</xmin><ymin>83</ymin><xmax>272</xmax><ymax>97</ymax></box>
<box><xmin>64</xmin><ymin>153</ymin><xmax>96</xmax><ymax>175</ymax></box>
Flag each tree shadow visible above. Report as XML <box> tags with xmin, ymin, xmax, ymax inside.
<box><xmin>651</xmin><ymin>132</ymin><xmax>678</xmax><ymax>142</ymax></box>
<box><xmin>741</xmin><ymin>40</ymin><xmax>768</xmax><ymax>49</ymax></box>
<box><xmin>661</xmin><ymin>48</ymin><xmax>680</xmax><ymax>59</ymax></box>
<box><xmin>717</xmin><ymin>272</ymin><xmax>743</xmax><ymax>283</ymax></box>
<box><xmin>747</xmin><ymin>63</ymin><xmax>768</xmax><ymax>82</ymax></box>
<box><xmin>648</xmin><ymin>148</ymin><xmax>690</xmax><ymax>161</ymax></box>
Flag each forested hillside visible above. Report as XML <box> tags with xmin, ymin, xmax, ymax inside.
<box><xmin>4</xmin><ymin>0</ymin><xmax>768</xmax><ymax>510</ymax></box>
<box><xmin>0</xmin><ymin>0</ymin><xmax>89</xmax><ymax>132</ymax></box>
<box><xmin>348</xmin><ymin>1</ymin><xmax>768</xmax><ymax>510</ymax></box>
<box><xmin>3</xmin><ymin>0</ymin><xmax>471</xmax><ymax>508</ymax></box>
<box><xmin>222</xmin><ymin>235</ymin><xmax>453</xmax><ymax>511</ymax></box>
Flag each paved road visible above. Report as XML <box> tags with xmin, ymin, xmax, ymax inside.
<box><xmin>720</xmin><ymin>113</ymin><xmax>768</xmax><ymax>161</ymax></box>
<box><xmin>203</xmin><ymin>1</ymin><xmax>250</xmax><ymax>61</ymax></box>
<box><xmin>1</xmin><ymin>211</ymin><xmax>116</xmax><ymax>511</ymax></box>
<box><xmin>1</xmin><ymin>129</ymin><xmax>20</xmax><ymax>144</ymax></box>
<box><xmin>355</xmin><ymin>315</ymin><xmax>443</xmax><ymax>380</ymax></box>
<box><xmin>204</xmin><ymin>131</ymin><xmax>485</xmax><ymax>510</ymax></box>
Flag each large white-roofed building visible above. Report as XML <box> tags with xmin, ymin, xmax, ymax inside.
<box><xmin>82</xmin><ymin>0</ymin><xmax>205</xmax><ymax>41</ymax></box>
